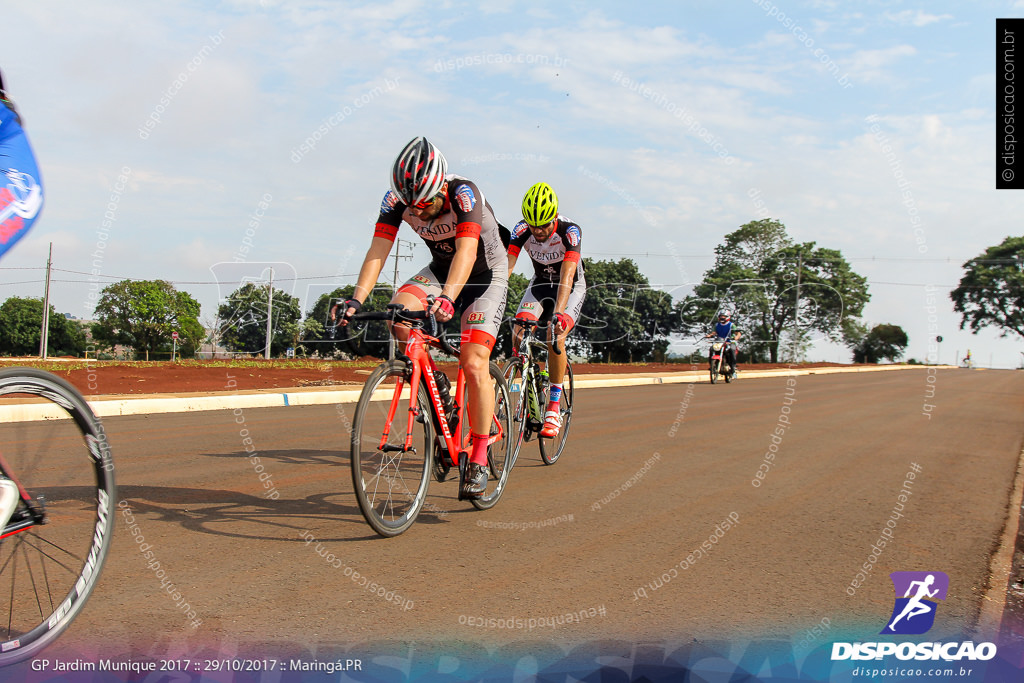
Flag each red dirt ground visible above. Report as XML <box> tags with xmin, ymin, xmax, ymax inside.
<box><xmin>8</xmin><ymin>359</ymin><xmax>862</xmax><ymax>396</ymax></box>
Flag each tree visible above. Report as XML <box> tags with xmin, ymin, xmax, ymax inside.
<box><xmin>217</xmin><ymin>283</ymin><xmax>302</xmax><ymax>357</ymax></box>
<box><xmin>305</xmin><ymin>284</ymin><xmax>396</xmax><ymax>358</ymax></box>
<box><xmin>950</xmin><ymin>236</ymin><xmax>1024</xmax><ymax>339</ymax></box>
<box><xmin>779</xmin><ymin>328</ymin><xmax>813</xmax><ymax>364</ymax></box>
<box><xmin>0</xmin><ymin>297</ymin><xmax>87</xmax><ymax>357</ymax></box>
<box><xmin>575</xmin><ymin>258</ymin><xmax>677</xmax><ymax>363</ymax></box>
<box><xmin>849</xmin><ymin>323</ymin><xmax>909</xmax><ymax>363</ymax></box>
<box><xmin>92</xmin><ymin>280</ymin><xmax>202</xmax><ymax>360</ymax></box>
<box><xmin>678</xmin><ymin>219</ymin><xmax>870</xmax><ymax>363</ymax></box>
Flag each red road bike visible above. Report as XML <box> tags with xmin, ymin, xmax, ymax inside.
<box><xmin>348</xmin><ymin>304</ymin><xmax>514</xmax><ymax>537</ymax></box>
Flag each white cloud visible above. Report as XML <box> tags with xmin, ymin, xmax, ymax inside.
<box><xmin>844</xmin><ymin>44</ymin><xmax>917</xmax><ymax>84</ymax></box>
<box><xmin>884</xmin><ymin>10</ymin><xmax>954</xmax><ymax>27</ymax></box>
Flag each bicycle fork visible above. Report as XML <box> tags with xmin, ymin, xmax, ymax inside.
<box><xmin>0</xmin><ymin>478</ymin><xmax>19</xmax><ymax>534</ymax></box>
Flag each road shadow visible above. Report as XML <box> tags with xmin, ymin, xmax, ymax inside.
<box><xmin>116</xmin><ymin>477</ymin><xmax>468</xmax><ymax>543</ymax></box>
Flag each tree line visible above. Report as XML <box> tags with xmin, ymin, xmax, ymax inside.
<box><xmin>3</xmin><ymin>220</ymin><xmax>1019</xmax><ymax>362</ymax></box>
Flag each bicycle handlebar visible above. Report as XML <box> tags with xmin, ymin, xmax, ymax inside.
<box><xmin>348</xmin><ymin>303</ymin><xmax>460</xmax><ymax>357</ymax></box>
<box><xmin>511</xmin><ymin>318</ymin><xmax>562</xmax><ymax>356</ymax></box>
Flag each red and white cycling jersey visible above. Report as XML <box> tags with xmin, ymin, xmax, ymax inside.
<box><xmin>507</xmin><ymin>216</ymin><xmax>583</xmax><ymax>285</ymax></box>
<box><xmin>375</xmin><ymin>174</ymin><xmax>504</xmax><ymax>278</ymax></box>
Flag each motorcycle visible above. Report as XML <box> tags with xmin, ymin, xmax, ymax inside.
<box><xmin>709</xmin><ymin>338</ymin><xmax>735</xmax><ymax>384</ymax></box>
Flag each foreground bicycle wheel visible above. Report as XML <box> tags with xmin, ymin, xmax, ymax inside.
<box><xmin>538</xmin><ymin>361</ymin><xmax>573</xmax><ymax>465</ymax></box>
<box><xmin>0</xmin><ymin>369</ymin><xmax>116</xmax><ymax>667</ymax></box>
<box><xmin>470</xmin><ymin>362</ymin><xmax>514</xmax><ymax>511</ymax></box>
<box><xmin>350</xmin><ymin>361</ymin><xmax>433</xmax><ymax>537</ymax></box>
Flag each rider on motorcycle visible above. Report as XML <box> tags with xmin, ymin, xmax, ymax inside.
<box><xmin>705</xmin><ymin>310</ymin><xmax>741</xmax><ymax>376</ymax></box>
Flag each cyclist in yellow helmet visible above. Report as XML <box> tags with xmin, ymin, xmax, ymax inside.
<box><xmin>507</xmin><ymin>182</ymin><xmax>585</xmax><ymax>438</ymax></box>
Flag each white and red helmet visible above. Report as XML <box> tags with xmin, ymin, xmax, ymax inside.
<box><xmin>390</xmin><ymin>137</ymin><xmax>448</xmax><ymax>206</ymax></box>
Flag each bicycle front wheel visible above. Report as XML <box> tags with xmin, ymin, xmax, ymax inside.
<box><xmin>470</xmin><ymin>362</ymin><xmax>514</xmax><ymax>511</ymax></box>
<box><xmin>350</xmin><ymin>361</ymin><xmax>433</xmax><ymax>537</ymax></box>
<box><xmin>538</xmin><ymin>360</ymin><xmax>573</xmax><ymax>465</ymax></box>
<box><xmin>0</xmin><ymin>368</ymin><xmax>116</xmax><ymax>667</ymax></box>
<box><xmin>500</xmin><ymin>357</ymin><xmax>528</xmax><ymax>470</ymax></box>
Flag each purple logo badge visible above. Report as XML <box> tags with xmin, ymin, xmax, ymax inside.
<box><xmin>881</xmin><ymin>571</ymin><xmax>948</xmax><ymax>635</ymax></box>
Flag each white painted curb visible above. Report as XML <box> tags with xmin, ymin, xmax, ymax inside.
<box><xmin>0</xmin><ymin>364</ymin><xmax>955</xmax><ymax>423</ymax></box>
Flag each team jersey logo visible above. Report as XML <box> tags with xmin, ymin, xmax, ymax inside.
<box><xmin>380</xmin><ymin>190</ymin><xmax>400</xmax><ymax>214</ymax></box>
<box><xmin>412</xmin><ymin>274</ymin><xmax>431</xmax><ymax>285</ymax></box>
<box><xmin>0</xmin><ymin>169</ymin><xmax>42</xmax><ymax>245</ymax></box>
<box><xmin>565</xmin><ymin>225</ymin><xmax>581</xmax><ymax>247</ymax></box>
<box><xmin>511</xmin><ymin>221</ymin><xmax>530</xmax><ymax>239</ymax></box>
<box><xmin>466</xmin><ymin>312</ymin><xmax>486</xmax><ymax>324</ymax></box>
<box><xmin>521</xmin><ymin>302</ymin><xmax>537</xmax><ymax>310</ymax></box>
<box><xmin>455</xmin><ymin>185</ymin><xmax>476</xmax><ymax>213</ymax></box>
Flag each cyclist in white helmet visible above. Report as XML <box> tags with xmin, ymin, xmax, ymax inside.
<box><xmin>333</xmin><ymin>137</ymin><xmax>508</xmax><ymax>498</ymax></box>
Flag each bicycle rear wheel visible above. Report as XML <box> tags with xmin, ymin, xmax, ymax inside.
<box><xmin>0</xmin><ymin>368</ymin><xmax>116</xmax><ymax>667</ymax></box>
<box><xmin>538</xmin><ymin>360</ymin><xmax>573</xmax><ymax>465</ymax></box>
<box><xmin>470</xmin><ymin>362</ymin><xmax>514</xmax><ymax>511</ymax></box>
<box><xmin>350</xmin><ymin>361</ymin><xmax>433</xmax><ymax>537</ymax></box>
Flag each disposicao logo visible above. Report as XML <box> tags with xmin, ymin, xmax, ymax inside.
<box><xmin>882</xmin><ymin>571</ymin><xmax>948</xmax><ymax>635</ymax></box>
<box><xmin>831</xmin><ymin>571</ymin><xmax>997</xmax><ymax>662</ymax></box>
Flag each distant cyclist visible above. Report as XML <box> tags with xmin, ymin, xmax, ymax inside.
<box><xmin>507</xmin><ymin>182</ymin><xmax>585</xmax><ymax>438</ymax></box>
<box><xmin>0</xmin><ymin>69</ymin><xmax>43</xmax><ymax>258</ymax></box>
<box><xmin>705</xmin><ymin>310</ymin><xmax>741</xmax><ymax>376</ymax></box>
<box><xmin>331</xmin><ymin>137</ymin><xmax>508</xmax><ymax>498</ymax></box>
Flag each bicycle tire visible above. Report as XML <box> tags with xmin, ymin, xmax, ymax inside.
<box><xmin>538</xmin><ymin>360</ymin><xmax>573</xmax><ymax>465</ymax></box>
<box><xmin>470</xmin><ymin>362</ymin><xmax>514</xmax><ymax>511</ymax></box>
<box><xmin>350</xmin><ymin>360</ymin><xmax>433</xmax><ymax>537</ymax></box>
<box><xmin>0</xmin><ymin>368</ymin><xmax>116</xmax><ymax>667</ymax></box>
<box><xmin>500</xmin><ymin>357</ymin><xmax>529</xmax><ymax>471</ymax></box>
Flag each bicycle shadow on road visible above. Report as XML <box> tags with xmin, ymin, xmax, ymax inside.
<box><xmin>200</xmin><ymin>447</ymin><xmax>347</xmax><ymax>468</ymax></box>
<box><xmin>115</xmin><ymin>474</ymin><xmax>470</xmax><ymax>543</ymax></box>
<box><xmin>115</xmin><ymin>483</ymin><xmax>381</xmax><ymax>542</ymax></box>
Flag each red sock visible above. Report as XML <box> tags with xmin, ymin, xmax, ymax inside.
<box><xmin>470</xmin><ymin>432</ymin><xmax>490</xmax><ymax>466</ymax></box>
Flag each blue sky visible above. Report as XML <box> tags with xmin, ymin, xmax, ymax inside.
<box><xmin>0</xmin><ymin>0</ymin><xmax>1020</xmax><ymax>365</ymax></box>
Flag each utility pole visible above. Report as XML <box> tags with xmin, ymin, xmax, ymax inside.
<box><xmin>391</xmin><ymin>239</ymin><xmax>415</xmax><ymax>289</ymax></box>
<box><xmin>40</xmin><ymin>242</ymin><xmax>53</xmax><ymax>359</ymax></box>
<box><xmin>264</xmin><ymin>267</ymin><xmax>274</xmax><ymax>360</ymax></box>
<box><xmin>389</xmin><ymin>240</ymin><xmax>414</xmax><ymax>360</ymax></box>
<box><xmin>794</xmin><ymin>250</ymin><xmax>802</xmax><ymax>330</ymax></box>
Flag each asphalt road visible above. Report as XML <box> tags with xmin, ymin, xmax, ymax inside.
<box><xmin>25</xmin><ymin>368</ymin><xmax>1024</xmax><ymax>670</ymax></box>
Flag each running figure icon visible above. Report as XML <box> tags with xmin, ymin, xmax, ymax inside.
<box><xmin>881</xmin><ymin>571</ymin><xmax>949</xmax><ymax>635</ymax></box>
<box><xmin>887</xmin><ymin>574</ymin><xmax>938</xmax><ymax>631</ymax></box>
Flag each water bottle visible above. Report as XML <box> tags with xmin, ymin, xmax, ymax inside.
<box><xmin>434</xmin><ymin>370</ymin><xmax>455</xmax><ymax>418</ymax></box>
